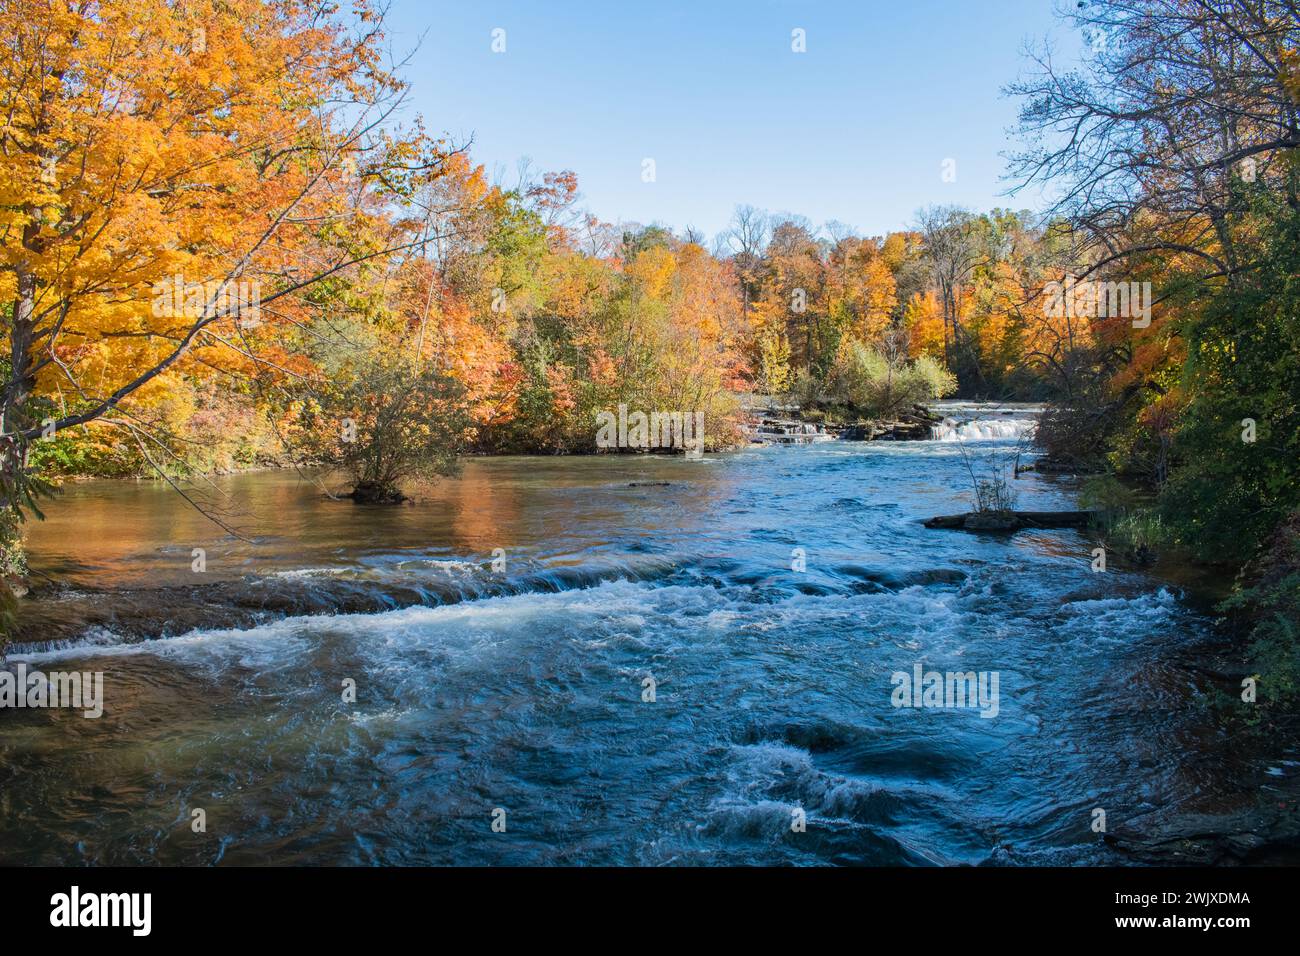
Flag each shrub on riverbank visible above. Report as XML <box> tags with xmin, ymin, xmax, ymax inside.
<box><xmin>24</xmin><ymin>390</ymin><xmax>292</xmax><ymax>482</ymax></box>
<box><xmin>1078</xmin><ymin>477</ymin><xmax>1166</xmax><ymax>564</ymax></box>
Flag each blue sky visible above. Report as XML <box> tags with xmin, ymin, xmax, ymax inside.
<box><xmin>385</xmin><ymin>1</ymin><xmax>1080</xmax><ymax>240</ymax></box>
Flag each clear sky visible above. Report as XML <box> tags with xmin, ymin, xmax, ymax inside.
<box><xmin>385</xmin><ymin>0</ymin><xmax>1080</xmax><ymax>240</ymax></box>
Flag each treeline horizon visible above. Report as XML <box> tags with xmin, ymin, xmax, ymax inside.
<box><xmin>21</xmin><ymin>173</ymin><xmax>1092</xmax><ymax>479</ymax></box>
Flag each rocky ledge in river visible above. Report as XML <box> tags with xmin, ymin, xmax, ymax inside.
<box><xmin>838</xmin><ymin>404</ymin><xmax>942</xmax><ymax>442</ymax></box>
<box><xmin>839</xmin><ymin>420</ymin><xmax>932</xmax><ymax>441</ymax></box>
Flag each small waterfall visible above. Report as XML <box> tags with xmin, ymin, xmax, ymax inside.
<box><xmin>930</xmin><ymin>417</ymin><xmax>1038</xmax><ymax>442</ymax></box>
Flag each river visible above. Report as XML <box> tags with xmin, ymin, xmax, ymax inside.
<box><xmin>0</xmin><ymin>405</ymin><xmax>1285</xmax><ymax>865</ymax></box>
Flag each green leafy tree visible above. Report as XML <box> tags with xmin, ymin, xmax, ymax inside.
<box><xmin>1161</xmin><ymin>200</ymin><xmax>1300</xmax><ymax>563</ymax></box>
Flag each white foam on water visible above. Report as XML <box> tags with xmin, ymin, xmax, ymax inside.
<box><xmin>265</xmin><ymin>567</ymin><xmax>352</xmax><ymax>579</ymax></box>
<box><xmin>393</xmin><ymin>559</ymin><xmax>481</xmax><ymax>572</ymax></box>
<box><xmin>12</xmin><ymin>565</ymin><xmax>995</xmax><ymax>667</ymax></box>
<box><xmin>8</xmin><ymin>579</ymin><xmax>680</xmax><ymax>666</ymax></box>
<box><xmin>931</xmin><ymin>417</ymin><xmax>1038</xmax><ymax>442</ymax></box>
<box><xmin>1053</xmin><ymin>589</ymin><xmax>1180</xmax><ymax>646</ymax></box>
<box><xmin>8</xmin><ymin>614</ymin><xmax>316</xmax><ymax>669</ymax></box>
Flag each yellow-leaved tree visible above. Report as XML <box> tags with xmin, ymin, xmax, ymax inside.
<box><xmin>1</xmin><ymin>0</ymin><xmax>447</xmax><ymax>575</ymax></box>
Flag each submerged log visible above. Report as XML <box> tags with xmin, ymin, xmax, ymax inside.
<box><xmin>1029</xmin><ymin>455</ymin><xmax>1103</xmax><ymax>476</ymax></box>
<box><xmin>924</xmin><ymin>510</ymin><xmax>1098</xmax><ymax>531</ymax></box>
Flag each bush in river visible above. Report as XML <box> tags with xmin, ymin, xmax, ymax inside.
<box><xmin>822</xmin><ymin>338</ymin><xmax>956</xmax><ymax>419</ymax></box>
<box><xmin>285</xmin><ymin>319</ymin><xmax>469</xmax><ymax>504</ymax></box>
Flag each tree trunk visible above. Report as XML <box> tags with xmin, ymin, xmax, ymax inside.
<box><xmin>3</xmin><ymin>266</ymin><xmax>37</xmax><ymax>463</ymax></box>
<box><xmin>1</xmin><ymin>265</ymin><xmax>38</xmax><ymax>581</ymax></box>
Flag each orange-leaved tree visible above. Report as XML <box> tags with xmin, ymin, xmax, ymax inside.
<box><xmin>0</xmin><ymin>0</ymin><xmax>448</xmax><ymax>572</ymax></box>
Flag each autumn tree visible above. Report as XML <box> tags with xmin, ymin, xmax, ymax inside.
<box><xmin>0</xmin><ymin>0</ymin><xmax>448</xmax><ymax>569</ymax></box>
<box><xmin>1008</xmin><ymin>0</ymin><xmax>1300</xmax><ymax>285</ymax></box>
<box><xmin>720</xmin><ymin>204</ymin><xmax>770</xmax><ymax>324</ymax></box>
<box><xmin>1010</xmin><ymin>0</ymin><xmax>1300</xmax><ymax>704</ymax></box>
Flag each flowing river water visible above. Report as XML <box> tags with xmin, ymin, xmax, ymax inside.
<box><xmin>1</xmin><ymin>404</ymin><xmax>1291</xmax><ymax>865</ymax></box>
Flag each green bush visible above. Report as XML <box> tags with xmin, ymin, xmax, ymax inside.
<box><xmin>1103</xmin><ymin>511</ymin><xmax>1167</xmax><ymax>562</ymax></box>
<box><xmin>1078</xmin><ymin>474</ymin><xmax>1142</xmax><ymax>512</ymax></box>
<box><xmin>825</xmin><ymin>339</ymin><xmax>956</xmax><ymax>418</ymax></box>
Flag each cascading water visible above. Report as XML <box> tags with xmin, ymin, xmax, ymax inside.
<box><xmin>929</xmin><ymin>401</ymin><xmax>1040</xmax><ymax>442</ymax></box>
<box><xmin>931</xmin><ymin>418</ymin><xmax>1038</xmax><ymax>441</ymax></box>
